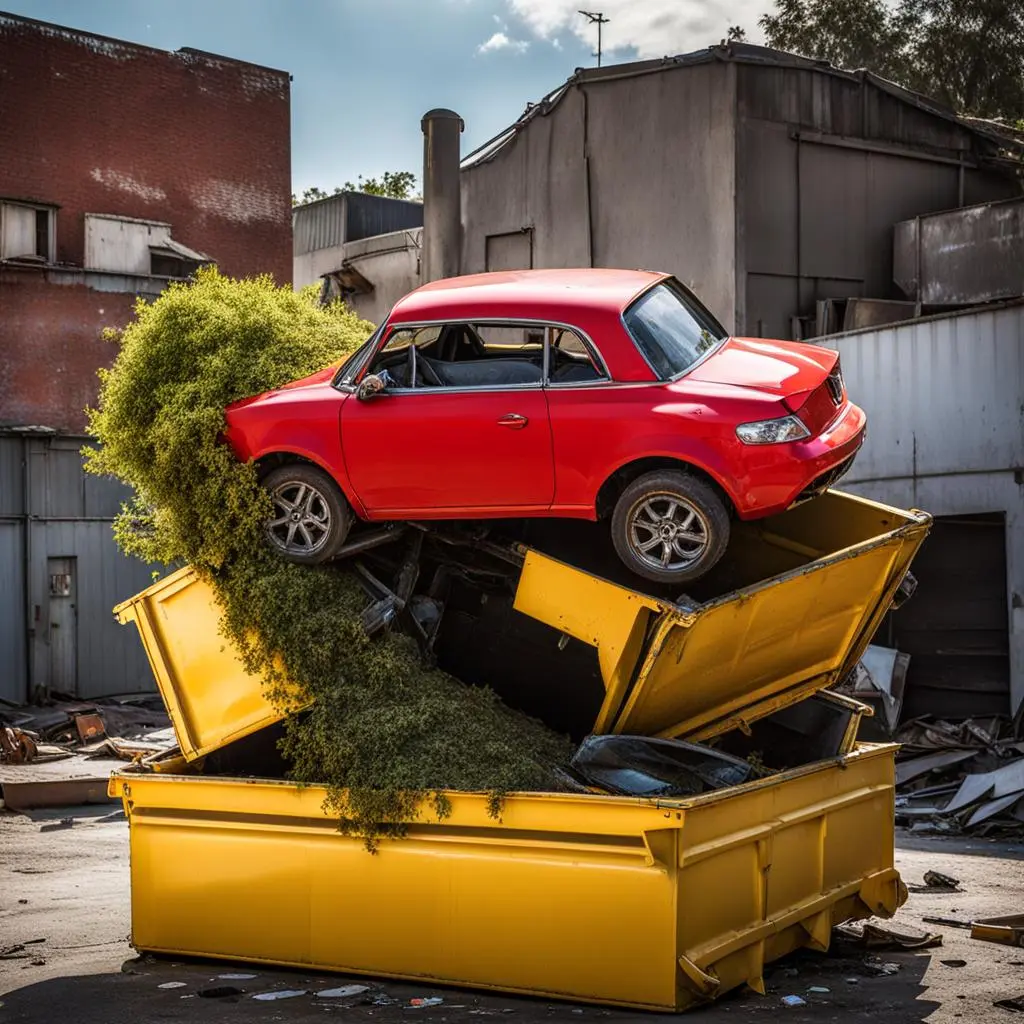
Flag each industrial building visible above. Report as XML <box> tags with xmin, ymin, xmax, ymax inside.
<box><xmin>293</xmin><ymin>191</ymin><xmax>423</xmax><ymax>325</ymax></box>
<box><xmin>459</xmin><ymin>43</ymin><xmax>1021</xmax><ymax>339</ymax></box>
<box><xmin>0</xmin><ymin>12</ymin><xmax>293</xmax><ymax>703</ymax></box>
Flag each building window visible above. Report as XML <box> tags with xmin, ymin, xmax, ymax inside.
<box><xmin>84</xmin><ymin>213</ymin><xmax>211</xmax><ymax>277</ymax></box>
<box><xmin>1</xmin><ymin>201</ymin><xmax>55</xmax><ymax>262</ymax></box>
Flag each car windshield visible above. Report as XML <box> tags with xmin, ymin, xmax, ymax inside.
<box><xmin>623</xmin><ymin>280</ymin><xmax>728</xmax><ymax>381</ymax></box>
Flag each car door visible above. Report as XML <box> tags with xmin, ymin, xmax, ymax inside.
<box><xmin>340</xmin><ymin>322</ymin><xmax>554</xmax><ymax>517</ymax></box>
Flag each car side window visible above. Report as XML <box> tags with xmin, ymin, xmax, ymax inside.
<box><xmin>368</xmin><ymin>322</ymin><xmax>545</xmax><ymax>390</ymax></box>
<box><xmin>547</xmin><ymin>327</ymin><xmax>607</xmax><ymax>385</ymax></box>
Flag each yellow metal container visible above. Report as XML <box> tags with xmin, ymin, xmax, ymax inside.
<box><xmin>113</xmin><ymin>567</ymin><xmax>303</xmax><ymax>761</ymax></box>
<box><xmin>110</xmin><ymin>740</ymin><xmax>905</xmax><ymax>1012</ymax></box>
<box><xmin>115</xmin><ymin>490</ymin><xmax>930</xmax><ymax>761</ymax></box>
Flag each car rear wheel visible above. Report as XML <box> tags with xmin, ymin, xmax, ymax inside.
<box><xmin>261</xmin><ymin>464</ymin><xmax>352</xmax><ymax>565</ymax></box>
<box><xmin>610</xmin><ymin>470</ymin><xmax>731</xmax><ymax>584</ymax></box>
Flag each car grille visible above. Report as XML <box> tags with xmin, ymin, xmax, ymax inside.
<box><xmin>792</xmin><ymin>452</ymin><xmax>858</xmax><ymax>506</ymax></box>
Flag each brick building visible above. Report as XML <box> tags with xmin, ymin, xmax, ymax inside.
<box><xmin>0</xmin><ymin>12</ymin><xmax>292</xmax><ymax>702</ymax></box>
<box><xmin>0</xmin><ymin>10</ymin><xmax>292</xmax><ymax>431</ymax></box>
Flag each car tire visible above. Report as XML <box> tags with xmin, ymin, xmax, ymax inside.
<box><xmin>610</xmin><ymin>470</ymin><xmax>731</xmax><ymax>585</ymax></box>
<box><xmin>261</xmin><ymin>464</ymin><xmax>352</xmax><ymax>565</ymax></box>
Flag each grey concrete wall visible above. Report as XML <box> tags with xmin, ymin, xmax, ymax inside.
<box><xmin>461</xmin><ymin>62</ymin><xmax>738</xmax><ymax>331</ymax></box>
<box><xmin>819</xmin><ymin>303</ymin><xmax>1024</xmax><ymax>717</ymax></box>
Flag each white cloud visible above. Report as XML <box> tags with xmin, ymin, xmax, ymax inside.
<box><xmin>552</xmin><ymin>37</ymin><xmax>562</xmax><ymax>49</ymax></box>
<box><xmin>506</xmin><ymin>0</ymin><xmax>764</xmax><ymax>59</ymax></box>
<box><xmin>477</xmin><ymin>31</ymin><xmax>530</xmax><ymax>54</ymax></box>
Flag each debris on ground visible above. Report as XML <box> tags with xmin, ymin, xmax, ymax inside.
<box><xmin>833</xmin><ymin>919</ymin><xmax>942</xmax><ymax>950</ymax></box>
<box><xmin>0</xmin><ymin>695</ymin><xmax>171</xmax><ymax>767</ymax></box>
<box><xmin>970</xmin><ymin>914</ymin><xmax>1024</xmax><ymax>947</ymax></box>
<box><xmin>317</xmin><ymin>985</ymin><xmax>370</xmax><ymax>998</ymax></box>
<box><xmin>252</xmin><ymin>989</ymin><xmax>308</xmax><ymax>1000</ymax></box>
<box><xmin>994</xmin><ymin>995</ymin><xmax>1024</xmax><ymax>1013</ymax></box>
<box><xmin>781</xmin><ymin>995</ymin><xmax>808</xmax><ymax>1007</ymax></box>
<box><xmin>923</xmin><ymin>916</ymin><xmax>972</xmax><ymax>930</ymax></box>
<box><xmin>893</xmin><ymin>715</ymin><xmax>1023</xmax><ymax>838</ymax></box>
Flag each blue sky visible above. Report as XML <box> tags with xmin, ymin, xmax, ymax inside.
<box><xmin>5</xmin><ymin>0</ymin><xmax>765</xmax><ymax>194</ymax></box>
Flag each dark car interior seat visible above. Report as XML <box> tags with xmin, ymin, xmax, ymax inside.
<box><xmin>421</xmin><ymin>356</ymin><xmax>542</xmax><ymax>388</ymax></box>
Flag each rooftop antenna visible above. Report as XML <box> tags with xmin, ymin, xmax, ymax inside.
<box><xmin>578</xmin><ymin>10</ymin><xmax>609</xmax><ymax>67</ymax></box>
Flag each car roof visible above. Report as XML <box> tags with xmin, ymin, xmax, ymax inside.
<box><xmin>388</xmin><ymin>268</ymin><xmax>667</xmax><ymax>325</ymax></box>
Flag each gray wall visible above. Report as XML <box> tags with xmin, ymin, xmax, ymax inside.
<box><xmin>737</xmin><ymin>63</ymin><xmax>1020</xmax><ymax>340</ymax></box>
<box><xmin>0</xmin><ymin>433</ymin><xmax>159</xmax><ymax>703</ymax></box>
<box><xmin>819</xmin><ymin>302</ymin><xmax>1024</xmax><ymax>718</ymax></box>
<box><xmin>461</xmin><ymin>61</ymin><xmax>739</xmax><ymax>332</ymax></box>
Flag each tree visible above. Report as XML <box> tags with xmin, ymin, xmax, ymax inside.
<box><xmin>292</xmin><ymin>171</ymin><xmax>418</xmax><ymax>207</ymax></box>
<box><xmin>343</xmin><ymin>170</ymin><xmax>417</xmax><ymax>200</ymax></box>
<box><xmin>895</xmin><ymin>0</ymin><xmax>1024</xmax><ymax>120</ymax></box>
<box><xmin>759</xmin><ymin>0</ymin><xmax>900</xmax><ymax>79</ymax></box>
<box><xmin>727</xmin><ymin>25</ymin><xmax>747</xmax><ymax>41</ymax></box>
<box><xmin>759</xmin><ymin>0</ymin><xmax>1024</xmax><ymax>121</ymax></box>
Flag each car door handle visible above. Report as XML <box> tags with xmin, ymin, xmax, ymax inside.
<box><xmin>497</xmin><ymin>413</ymin><xmax>528</xmax><ymax>429</ymax></box>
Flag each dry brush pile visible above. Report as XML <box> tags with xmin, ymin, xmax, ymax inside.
<box><xmin>86</xmin><ymin>268</ymin><xmax>572</xmax><ymax>847</ymax></box>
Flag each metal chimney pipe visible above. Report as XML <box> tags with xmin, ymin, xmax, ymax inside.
<box><xmin>421</xmin><ymin>108</ymin><xmax>464</xmax><ymax>283</ymax></box>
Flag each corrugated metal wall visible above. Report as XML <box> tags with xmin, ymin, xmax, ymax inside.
<box><xmin>0</xmin><ymin>433</ymin><xmax>160</xmax><ymax>703</ymax></box>
<box><xmin>293</xmin><ymin>194</ymin><xmax>423</xmax><ymax>257</ymax></box>
<box><xmin>737</xmin><ymin>63</ymin><xmax>1020</xmax><ymax>340</ymax></box>
<box><xmin>820</xmin><ymin>302</ymin><xmax>1024</xmax><ymax>718</ymax></box>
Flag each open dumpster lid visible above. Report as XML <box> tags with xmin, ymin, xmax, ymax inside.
<box><xmin>113</xmin><ymin>567</ymin><xmax>297</xmax><ymax>761</ymax></box>
<box><xmin>513</xmin><ymin>490</ymin><xmax>931</xmax><ymax>742</ymax></box>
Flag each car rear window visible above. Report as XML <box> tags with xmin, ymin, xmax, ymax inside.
<box><xmin>623</xmin><ymin>280</ymin><xmax>727</xmax><ymax>380</ymax></box>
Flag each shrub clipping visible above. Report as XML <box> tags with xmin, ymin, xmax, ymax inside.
<box><xmin>85</xmin><ymin>269</ymin><xmax>572</xmax><ymax>848</ymax></box>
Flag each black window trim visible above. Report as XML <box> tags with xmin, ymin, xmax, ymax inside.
<box><xmin>340</xmin><ymin>316</ymin><xmax>613</xmax><ymax>395</ymax></box>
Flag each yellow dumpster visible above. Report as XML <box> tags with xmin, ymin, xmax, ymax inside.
<box><xmin>109</xmin><ymin>489</ymin><xmax>930</xmax><ymax>1011</ymax></box>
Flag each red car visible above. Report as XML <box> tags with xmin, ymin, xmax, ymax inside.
<box><xmin>224</xmin><ymin>269</ymin><xmax>865</xmax><ymax>584</ymax></box>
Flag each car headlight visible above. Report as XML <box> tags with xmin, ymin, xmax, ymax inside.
<box><xmin>736</xmin><ymin>414</ymin><xmax>810</xmax><ymax>445</ymax></box>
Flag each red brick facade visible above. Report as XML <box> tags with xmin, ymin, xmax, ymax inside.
<box><xmin>0</xmin><ymin>12</ymin><xmax>292</xmax><ymax>431</ymax></box>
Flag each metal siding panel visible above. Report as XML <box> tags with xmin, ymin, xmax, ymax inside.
<box><xmin>0</xmin><ymin>437</ymin><xmax>24</xmax><ymax>516</ymax></box>
<box><xmin>823</xmin><ymin>304</ymin><xmax>1024</xmax><ymax>717</ymax></box>
<box><xmin>825</xmin><ymin>305</ymin><xmax>1024</xmax><ymax>482</ymax></box>
<box><xmin>0</xmin><ymin>521</ymin><xmax>26</xmax><ymax>702</ymax></box>
<box><xmin>344</xmin><ymin>193</ymin><xmax>423</xmax><ymax>244</ymax></box>
<box><xmin>59</xmin><ymin>521</ymin><xmax>158</xmax><ymax>698</ymax></box>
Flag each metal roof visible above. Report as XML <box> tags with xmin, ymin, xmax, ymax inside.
<box><xmin>462</xmin><ymin>42</ymin><xmax>1024</xmax><ymax>171</ymax></box>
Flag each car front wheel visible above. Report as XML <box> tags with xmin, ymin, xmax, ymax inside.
<box><xmin>261</xmin><ymin>464</ymin><xmax>352</xmax><ymax>565</ymax></box>
<box><xmin>610</xmin><ymin>470</ymin><xmax>731</xmax><ymax>585</ymax></box>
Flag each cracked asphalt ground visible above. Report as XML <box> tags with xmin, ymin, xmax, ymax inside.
<box><xmin>1</xmin><ymin>805</ymin><xmax>1022</xmax><ymax>1024</ymax></box>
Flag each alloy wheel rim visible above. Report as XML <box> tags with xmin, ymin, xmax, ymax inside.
<box><xmin>627</xmin><ymin>492</ymin><xmax>709</xmax><ymax>571</ymax></box>
<box><xmin>266</xmin><ymin>481</ymin><xmax>332</xmax><ymax>555</ymax></box>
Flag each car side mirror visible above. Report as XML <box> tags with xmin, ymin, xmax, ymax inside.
<box><xmin>356</xmin><ymin>373</ymin><xmax>387</xmax><ymax>401</ymax></box>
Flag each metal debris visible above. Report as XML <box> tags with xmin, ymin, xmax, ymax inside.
<box><xmin>994</xmin><ymin>996</ymin><xmax>1024</xmax><ymax>1013</ymax></box>
<box><xmin>252</xmin><ymin>989</ymin><xmax>308</xmax><ymax>1000</ymax></box>
<box><xmin>781</xmin><ymin>995</ymin><xmax>807</xmax><ymax>1007</ymax></box>
<box><xmin>834</xmin><ymin>919</ymin><xmax>942</xmax><ymax>950</ymax></box>
<box><xmin>971</xmin><ymin>915</ymin><xmax>1024</xmax><ymax>947</ymax></box>
<box><xmin>317</xmin><ymin>985</ymin><xmax>370</xmax><ymax>998</ymax></box>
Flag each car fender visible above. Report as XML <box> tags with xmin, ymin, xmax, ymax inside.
<box><xmin>599</xmin><ymin>433</ymin><xmax>745</xmax><ymax>512</ymax></box>
<box><xmin>250</xmin><ymin>441</ymin><xmax>368</xmax><ymax>520</ymax></box>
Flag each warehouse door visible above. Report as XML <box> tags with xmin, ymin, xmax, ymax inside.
<box><xmin>883</xmin><ymin>514</ymin><xmax>1009</xmax><ymax>719</ymax></box>
<box><xmin>48</xmin><ymin>557</ymin><xmax>78</xmax><ymax>695</ymax></box>
<box><xmin>486</xmin><ymin>229</ymin><xmax>533</xmax><ymax>271</ymax></box>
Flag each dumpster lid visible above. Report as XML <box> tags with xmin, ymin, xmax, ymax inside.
<box><xmin>513</xmin><ymin>491</ymin><xmax>931</xmax><ymax>742</ymax></box>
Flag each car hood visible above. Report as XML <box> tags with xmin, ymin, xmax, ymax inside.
<box><xmin>686</xmin><ymin>336</ymin><xmax>836</xmax><ymax>396</ymax></box>
<box><xmin>225</xmin><ymin>365</ymin><xmax>340</xmax><ymax>412</ymax></box>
